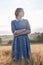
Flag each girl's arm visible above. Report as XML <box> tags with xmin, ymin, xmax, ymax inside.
<box><xmin>14</xmin><ymin>29</ymin><xmax>31</xmax><ymax>37</ymax></box>
<box><xmin>13</xmin><ymin>29</ymin><xmax>26</xmax><ymax>37</ymax></box>
<box><xmin>14</xmin><ymin>20</ymin><xmax>31</xmax><ymax>37</ymax></box>
<box><xmin>14</xmin><ymin>29</ymin><xmax>26</xmax><ymax>35</ymax></box>
<box><xmin>11</xmin><ymin>21</ymin><xmax>26</xmax><ymax>36</ymax></box>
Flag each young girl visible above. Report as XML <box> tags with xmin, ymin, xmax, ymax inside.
<box><xmin>11</xmin><ymin>8</ymin><xmax>32</xmax><ymax>65</ymax></box>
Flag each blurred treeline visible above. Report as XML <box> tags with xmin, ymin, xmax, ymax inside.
<box><xmin>30</xmin><ymin>33</ymin><xmax>43</xmax><ymax>43</ymax></box>
<box><xmin>0</xmin><ymin>33</ymin><xmax>43</xmax><ymax>46</ymax></box>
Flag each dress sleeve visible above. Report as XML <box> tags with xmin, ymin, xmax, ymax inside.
<box><xmin>11</xmin><ymin>20</ymin><xmax>16</xmax><ymax>34</ymax></box>
<box><xmin>26</xmin><ymin>20</ymin><xmax>31</xmax><ymax>33</ymax></box>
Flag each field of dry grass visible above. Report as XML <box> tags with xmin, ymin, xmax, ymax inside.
<box><xmin>0</xmin><ymin>44</ymin><xmax>43</xmax><ymax>65</ymax></box>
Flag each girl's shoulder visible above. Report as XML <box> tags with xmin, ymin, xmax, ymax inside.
<box><xmin>11</xmin><ymin>20</ymin><xmax>16</xmax><ymax>22</ymax></box>
<box><xmin>11</xmin><ymin>20</ymin><xmax>17</xmax><ymax>24</ymax></box>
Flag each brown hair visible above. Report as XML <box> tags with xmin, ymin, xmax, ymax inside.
<box><xmin>15</xmin><ymin>8</ymin><xmax>24</xmax><ymax>18</ymax></box>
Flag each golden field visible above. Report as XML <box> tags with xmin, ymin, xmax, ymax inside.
<box><xmin>0</xmin><ymin>44</ymin><xmax>43</xmax><ymax>65</ymax></box>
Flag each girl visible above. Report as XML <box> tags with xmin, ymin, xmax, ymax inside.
<box><xmin>11</xmin><ymin>8</ymin><xmax>32</xmax><ymax>65</ymax></box>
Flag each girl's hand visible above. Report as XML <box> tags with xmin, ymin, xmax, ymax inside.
<box><xmin>23</xmin><ymin>29</ymin><xmax>26</xmax><ymax>31</ymax></box>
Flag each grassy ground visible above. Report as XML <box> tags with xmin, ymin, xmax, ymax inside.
<box><xmin>0</xmin><ymin>44</ymin><xmax>43</xmax><ymax>65</ymax></box>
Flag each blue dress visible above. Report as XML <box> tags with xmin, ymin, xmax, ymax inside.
<box><xmin>11</xmin><ymin>19</ymin><xmax>31</xmax><ymax>61</ymax></box>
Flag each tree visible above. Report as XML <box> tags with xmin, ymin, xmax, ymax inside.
<box><xmin>0</xmin><ymin>38</ymin><xmax>2</xmax><ymax>43</ymax></box>
<box><xmin>37</xmin><ymin>33</ymin><xmax>43</xmax><ymax>42</ymax></box>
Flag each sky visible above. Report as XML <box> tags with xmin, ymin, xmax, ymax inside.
<box><xmin>0</xmin><ymin>0</ymin><xmax>43</xmax><ymax>35</ymax></box>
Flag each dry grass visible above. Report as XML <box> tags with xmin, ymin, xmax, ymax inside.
<box><xmin>0</xmin><ymin>44</ymin><xmax>43</xmax><ymax>65</ymax></box>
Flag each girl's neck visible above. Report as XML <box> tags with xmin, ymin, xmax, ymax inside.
<box><xmin>16</xmin><ymin>17</ymin><xmax>23</xmax><ymax>21</ymax></box>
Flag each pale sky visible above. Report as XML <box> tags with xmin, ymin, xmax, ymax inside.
<box><xmin>0</xmin><ymin>0</ymin><xmax>43</xmax><ymax>35</ymax></box>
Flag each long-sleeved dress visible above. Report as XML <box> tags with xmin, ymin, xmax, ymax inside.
<box><xmin>11</xmin><ymin>19</ymin><xmax>32</xmax><ymax>62</ymax></box>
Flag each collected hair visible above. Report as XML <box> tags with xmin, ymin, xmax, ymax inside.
<box><xmin>15</xmin><ymin>8</ymin><xmax>24</xmax><ymax>18</ymax></box>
